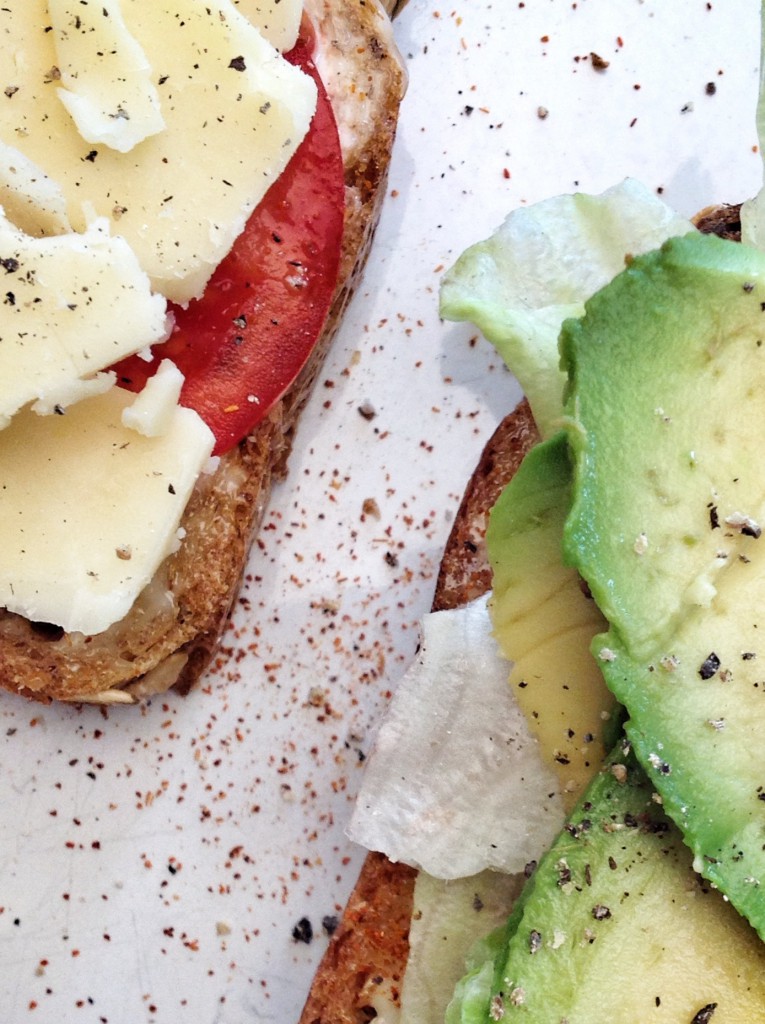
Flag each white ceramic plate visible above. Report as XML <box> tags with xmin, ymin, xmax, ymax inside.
<box><xmin>0</xmin><ymin>2</ymin><xmax>760</xmax><ymax>1021</ymax></box>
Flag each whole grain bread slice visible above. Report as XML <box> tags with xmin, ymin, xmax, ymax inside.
<box><xmin>0</xmin><ymin>0</ymin><xmax>406</xmax><ymax>704</ymax></box>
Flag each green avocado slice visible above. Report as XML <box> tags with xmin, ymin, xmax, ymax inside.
<box><xmin>562</xmin><ymin>230</ymin><xmax>765</xmax><ymax>935</ymax></box>
<box><xmin>446</xmin><ymin>745</ymin><xmax>765</xmax><ymax>1024</ymax></box>
<box><xmin>487</xmin><ymin>433</ymin><xmax>617</xmax><ymax>806</ymax></box>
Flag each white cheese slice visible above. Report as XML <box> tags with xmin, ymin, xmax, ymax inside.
<box><xmin>0</xmin><ymin>141</ymin><xmax>71</xmax><ymax>237</ymax></box>
<box><xmin>232</xmin><ymin>0</ymin><xmax>303</xmax><ymax>52</ymax></box>
<box><xmin>0</xmin><ymin>211</ymin><xmax>167</xmax><ymax>427</ymax></box>
<box><xmin>1</xmin><ymin>0</ymin><xmax>316</xmax><ymax>303</ymax></box>
<box><xmin>0</xmin><ymin>386</ymin><xmax>214</xmax><ymax>635</ymax></box>
<box><xmin>121</xmin><ymin>358</ymin><xmax>183</xmax><ymax>437</ymax></box>
<box><xmin>49</xmin><ymin>0</ymin><xmax>165</xmax><ymax>154</ymax></box>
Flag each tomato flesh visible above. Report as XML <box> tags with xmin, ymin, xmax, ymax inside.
<box><xmin>113</xmin><ymin>22</ymin><xmax>345</xmax><ymax>455</ymax></box>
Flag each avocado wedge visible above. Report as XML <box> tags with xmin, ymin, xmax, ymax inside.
<box><xmin>447</xmin><ymin>744</ymin><xmax>765</xmax><ymax>1024</ymax></box>
<box><xmin>562</xmin><ymin>231</ymin><xmax>765</xmax><ymax>935</ymax></box>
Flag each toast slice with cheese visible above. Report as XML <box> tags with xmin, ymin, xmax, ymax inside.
<box><xmin>0</xmin><ymin>0</ymin><xmax>406</xmax><ymax>704</ymax></box>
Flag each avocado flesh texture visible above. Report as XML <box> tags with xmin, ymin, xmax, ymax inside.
<box><xmin>563</xmin><ymin>231</ymin><xmax>765</xmax><ymax>662</ymax></box>
<box><xmin>562</xmin><ymin>231</ymin><xmax>765</xmax><ymax>934</ymax></box>
<box><xmin>487</xmin><ymin>433</ymin><xmax>618</xmax><ymax>809</ymax></box>
<box><xmin>447</xmin><ymin>746</ymin><xmax>765</xmax><ymax>1024</ymax></box>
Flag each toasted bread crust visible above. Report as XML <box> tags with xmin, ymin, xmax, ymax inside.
<box><xmin>0</xmin><ymin>0</ymin><xmax>406</xmax><ymax>704</ymax></box>
<box><xmin>299</xmin><ymin>399</ymin><xmax>538</xmax><ymax>1024</ymax></box>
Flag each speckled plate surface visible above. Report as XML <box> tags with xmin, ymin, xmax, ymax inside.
<box><xmin>0</xmin><ymin>2</ymin><xmax>761</xmax><ymax>1022</ymax></box>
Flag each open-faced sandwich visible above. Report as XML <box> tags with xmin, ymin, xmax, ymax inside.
<box><xmin>0</xmin><ymin>0</ymin><xmax>406</xmax><ymax>704</ymax></box>
<box><xmin>300</xmin><ymin>3</ymin><xmax>765</xmax><ymax>1021</ymax></box>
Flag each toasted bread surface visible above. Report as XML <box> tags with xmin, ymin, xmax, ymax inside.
<box><xmin>0</xmin><ymin>0</ymin><xmax>406</xmax><ymax>704</ymax></box>
<box><xmin>299</xmin><ymin>399</ymin><xmax>538</xmax><ymax>1024</ymax></box>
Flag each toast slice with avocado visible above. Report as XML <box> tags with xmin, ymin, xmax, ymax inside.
<box><xmin>300</xmin><ymin>203</ymin><xmax>765</xmax><ymax>1022</ymax></box>
<box><xmin>0</xmin><ymin>0</ymin><xmax>407</xmax><ymax>704</ymax></box>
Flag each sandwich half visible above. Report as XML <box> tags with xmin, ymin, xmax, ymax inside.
<box><xmin>0</xmin><ymin>0</ymin><xmax>406</xmax><ymax>704</ymax></box>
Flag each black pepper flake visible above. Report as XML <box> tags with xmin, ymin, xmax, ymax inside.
<box><xmin>591</xmin><ymin>904</ymin><xmax>611</xmax><ymax>920</ymax></box>
<box><xmin>292</xmin><ymin>917</ymin><xmax>313</xmax><ymax>943</ymax></box>
<box><xmin>529</xmin><ymin>929</ymin><xmax>542</xmax><ymax>954</ymax></box>
<box><xmin>556</xmin><ymin>864</ymin><xmax>572</xmax><ymax>887</ymax></box>
<box><xmin>743</xmin><ymin>652</ymin><xmax>757</xmax><ymax>660</ymax></box>
<box><xmin>472</xmin><ymin>893</ymin><xmax>484</xmax><ymax>911</ymax></box>
<box><xmin>708</xmin><ymin>504</ymin><xmax>720</xmax><ymax>529</ymax></box>
<box><xmin>590</xmin><ymin>52</ymin><xmax>609</xmax><ymax>70</ymax></box>
<box><xmin>524</xmin><ymin>860</ymin><xmax>537</xmax><ymax>878</ymax></box>
<box><xmin>321</xmin><ymin>915</ymin><xmax>339</xmax><ymax>936</ymax></box>
<box><xmin>168</xmin><ymin>483</ymin><xmax>176</xmax><ymax>495</ymax></box>
<box><xmin>743</xmin><ymin>282</ymin><xmax>755</xmax><ymax>293</ymax></box>
<box><xmin>690</xmin><ymin>1004</ymin><xmax>718</xmax><ymax>1024</ymax></box>
<box><xmin>699</xmin><ymin>652</ymin><xmax>721</xmax><ymax>680</ymax></box>
<box><xmin>229</xmin><ymin>55</ymin><xmax>247</xmax><ymax>71</ymax></box>
<box><xmin>84</xmin><ymin>149</ymin><xmax>98</xmax><ymax>162</ymax></box>
<box><xmin>705</xmin><ymin>81</ymin><xmax>717</xmax><ymax>95</ymax></box>
<box><xmin>0</xmin><ymin>257</ymin><xmax>19</xmax><ymax>274</ymax></box>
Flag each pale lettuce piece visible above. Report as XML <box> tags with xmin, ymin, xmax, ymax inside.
<box><xmin>401</xmin><ymin>869</ymin><xmax>524</xmax><ymax>1024</ymax></box>
<box><xmin>439</xmin><ymin>178</ymin><xmax>694</xmax><ymax>437</ymax></box>
<box><xmin>347</xmin><ymin>595</ymin><xmax>565</xmax><ymax>879</ymax></box>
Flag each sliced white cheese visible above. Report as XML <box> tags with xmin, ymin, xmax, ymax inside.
<box><xmin>31</xmin><ymin>370</ymin><xmax>116</xmax><ymax>416</ymax></box>
<box><xmin>347</xmin><ymin>596</ymin><xmax>566</xmax><ymax>880</ymax></box>
<box><xmin>0</xmin><ymin>386</ymin><xmax>214</xmax><ymax>635</ymax></box>
<box><xmin>1</xmin><ymin>0</ymin><xmax>316</xmax><ymax>302</ymax></box>
<box><xmin>49</xmin><ymin>0</ymin><xmax>165</xmax><ymax>154</ymax></box>
<box><xmin>0</xmin><ymin>140</ymin><xmax>71</xmax><ymax>237</ymax></box>
<box><xmin>232</xmin><ymin>0</ymin><xmax>303</xmax><ymax>52</ymax></box>
<box><xmin>0</xmin><ymin>211</ymin><xmax>167</xmax><ymax>427</ymax></box>
<box><xmin>121</xmin><ymin>358</ymin><xmax>183</xmax><ymax>437</ymax></box>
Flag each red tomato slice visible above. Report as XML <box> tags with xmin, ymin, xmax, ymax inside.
<box><xmin>113</xmin><ymin>21</ymin><xmax>345</xmax><ymax>455</ymax></box>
